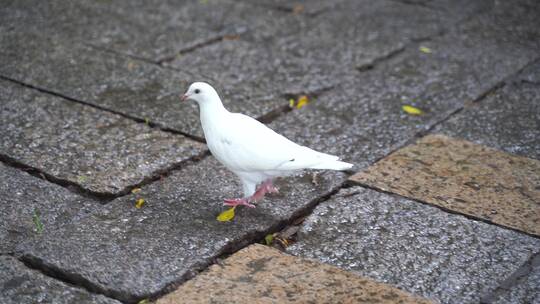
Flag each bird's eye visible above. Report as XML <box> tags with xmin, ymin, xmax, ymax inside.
<box><xmin>194</xmin><ymin>89</ymin><xmax>201</xmax><ymax>94</ymax></box>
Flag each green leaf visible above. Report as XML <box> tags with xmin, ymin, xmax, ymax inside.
<box><xmin>264</xmin><ymin>234</ymin><xmax>274</xmax><ymax>246</ymax></box>
<box><xmin>33</xmin><ymin>209</ymin><xmax>44</xmax><ymax>234</ymax></box>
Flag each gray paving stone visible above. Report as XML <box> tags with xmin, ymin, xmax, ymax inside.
<box><xmin>0</xmin><ymin>79</ymin><xmax>205</xmax><ymax>195</ymax></box>
<box><xmin>492</xmin><ymin>253</ymin><xmax>540</xmax><ymax>304</ymax></box>
<box><xmin>268</xmin><ymin>0</ymin><xmax>540</xmax><ymax>168</ymax></box>
<box><xmin>0</xmin><ymin>255</ymin><xmax>120</xmax><ymax>304</ymax></box>
<box><xmin>0</xmin><ymin>0</ymin><xmax>290</xmax><ymax>61</ymax></box>
<box><xmin>0</xmin><ymin>30</ymin><xmax>288</xmax><ymax>138</ymax></box>
<box><xmin>18</xmin><ymin>157</ymin><xmax>346</xmax><ymax>302</ymax></box>
<box><xmin>169</xmin><ymin>0</ymin><xmax>472</xmax><ymax>99</ymax></box>
<box><xmin>287</xmin><ymin>187</ymin><xmax>540</xmax><ymax>304</ymax></box>
<box><xmin>0</xmin><ymin>163</ymin><xmax>98</xmax><ymax>255</ymax></box>
<box><xmin>436</xmin><ymin>63</ymin><xmax>540</xmax><ymax>160</ymax></box>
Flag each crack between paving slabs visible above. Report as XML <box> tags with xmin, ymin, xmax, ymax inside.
<box><xmin>479</xmin><ymin>251</ymin><xmax>540</xmax><ymax>304</ymax></box>
<box><xmin>18</xmin><ymin>254</ymin><xmax>130</xmax><ymax>304</ymax></box>
<box><xmin>145</xmin><ymin>181</ymin><xmax>348</xmax><ymax>303</ymax></box>
<box><xmin>0</xmin><ymin>74</ymin><xmax>206</xmax><ymax>143</ymax></box>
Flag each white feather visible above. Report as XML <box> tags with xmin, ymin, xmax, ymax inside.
<box><xmin>183</xmin><ymin>82</ymin><xmax>353</xmax><ymax>197</ymax></box>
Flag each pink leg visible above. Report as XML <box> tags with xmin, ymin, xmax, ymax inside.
<box><xmin>223</xmin><ymin>180</ymin><xmax>279</xmax><ymax>208</ymax></box>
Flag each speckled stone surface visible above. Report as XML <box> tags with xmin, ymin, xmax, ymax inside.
<box><xmin>437</xmin><ymin>63</ymin><xmax>540</xmax><ymax>160</ymax></box>
<box><xmin>18</xmin><ymin>157</ymin><xmax>346</xmax><ymax>302</ymax></box>
<box><xmin>351</xmin><ymin>134</ymin><xmax>540</xmax><ymax>236</ymax></box>
<box><xmin>170</xmin><ymin>0</ymin><xmax>475</xmax><ymax>99</ymax></box>
<box><xmin>268</xmin><ymin>0</ymin><xmax>540</xmax><ymax>169</ymax></box>
<box><xmin>0</xmin><ymin>163</ymin><xmax>97</xmax><ymax>254</ymax></box>
<box><xmin>0</xmin><ymin>79</ymin><xmax>205</xmax><ymax>195</ymax></box>
<box><xmin>287</xmin><ymin>187</ymin><xmax>540</xmax><ymax>304</ymax></box>
<box><xmin>491</xmin><ymin>253</ymin><xmax>540</xmax><ymax>304</ymax></box>
<box><xmin>0</xmin><ymin>0</ymin><xmax>299</xmax><ymax>61</ymax></box>
<box><xmin>0</xmin><ymin>255</ymin><xmax>120</xmax><ymax>304</ymax></box>
<box><xmin>157</xmin><ymin>244</ymin><xmax>434</xmax><ymax>304</ymax></box>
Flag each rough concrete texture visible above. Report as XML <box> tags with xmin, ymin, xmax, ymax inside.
<box><xmin>438</xmin><ymin>63</ymin><xmax>540</xmax><ymax>160</ymax></box>
<box><xmin>491</xmin><ymin>253</ymin><xmax>540</xmax><ymax>304</ymax></box>
<box><xmin>158</xmin><ymin>244</ymin><xmax>434</xmax><ymax>304</ymax></box>
<box><xmin>0</xmin><ymin>80</ymin><xmax>205</xmax><ymax>195</ymax></box>
<box><xmin>287</xmin><ymin>187</ymin><xmax>540</xmax><ymax>304</ymax></box>
<box><xmin>0</xmin><ymin>0</ymin><xmax>300</xmax><ymax>61</ymax></box>
<box><xmin>0</xmin><ymin>255</ymin><xmax>120</xmax><ymax>304</ymax></box>
<box><xmin>0</xmin><ymin>30</ymin><xmax>288</xmax><ymax>138</ymax></box>
<box><xmin>170</xmin><ymin>0</ymin><xmax>482</xmax><ymax>99</ymax></box>
<box><xmin>0</xmin><ymin>163</ymin><xmax>97</xmax><ymax>254</ymax></box>
<box><xmin>18</xmin><ymin>157</ymin><xmax>345</xmax><ymax>302</ymax></box>
<box><xmin>351</xmin><ymin>134</ymin><xmax>540</xmax><ymax>236</ymax></box>
<box><xmin>268</xmin><ymin>0</ymin><xmax>540</xmax><ymax>169</ymax></box>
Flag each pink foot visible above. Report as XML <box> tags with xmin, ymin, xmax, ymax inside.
<box><xmin>223</xmin><ymin>198</ymin><xmax>256</xmax><ymax>208</ymax></box>
<box><xmin>251</xmin><ymin>180</ymin><xmax>279</xmax><ymax>202</ymax></box>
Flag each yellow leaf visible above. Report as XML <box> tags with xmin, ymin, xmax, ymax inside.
<box><xmin>131</xmin><ymin>188</ymin><xmax>141</xmax><ymax>194</ymax></box>
<box><xmin>419</xmin><ymin>46</ymin><xmax>432</xmax><ymax>54</ymax></box>
<box><xmin>296</xmin><ymin>95</ymin><xmax>309</xmax><ymax>109</ymax></box>
<box><xmin>402</xmin><ymin>105</ymin><xmax>423</xmax><ymax>115</ymax></box>
<box><xmin>217</xmin><ymin>207</ymin><xmax>235</xmax><ymax>222</ymax></box>
<box><xmin>289</xmin><ymin>98</ymin><xmax>295</xmax><ymax>108</ymax></box>
<box><xmin>135</xmin><ymin>198</ymin><xmax>145</xmax><ymax>209</ymax></box>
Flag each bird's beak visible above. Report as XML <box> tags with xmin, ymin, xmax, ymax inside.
<box><xmin>180</xmin><ymin>94</ymin><xmax>189</xmax><ymax>102</ymax></box>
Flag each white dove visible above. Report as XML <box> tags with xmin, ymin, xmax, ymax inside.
<box><xmin>181</xmin><ymin>82</ymin><xmax>353</xmax><ymax>208</ymax></box>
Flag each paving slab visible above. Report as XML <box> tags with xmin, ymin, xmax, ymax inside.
<box><xmin>287</xmin><ymin>187</ymin><xmax>540</xmax><ymax>304</ymax></box>
<box><xmin>0</xmin><ymin>0</ymin><xmax>297</xmax><ymax>62</ymax></box>
<box><xmin>157</xmin><ymin>244</ymin><xmax>434</xmax><ymax>304</ymax></box>
<box><xmin>491</xmin><ymin>253</ymin><xmax>540</xmax><ymax>304</ymax></box>
<box><xmin>0</xmin><ymin>30</ymin><xmax>288</xmax><ymax>138</ymax></box>
<box><xmin>351</xmin><ymin>134</ymin><xmax>540</xmax><ymax>236</ymax></box>
<box><xmin>17</xmin><ymin>157</ymin><xmax>346</xmax><ymax>302</ymax></box>
<box><xmin>169</xmin><ymin>0</ymin><xmax>473</xmax><ymax>98</ymax></box>
<box><xmin>436</xmin><ymin>63</ymin><xmax>540</xmax><ymax>160</ymax></box>
<box><xmin>267</xmin><ymin>0</ymin><xmax>540</xmax><ymax>168</ymax></box>
<box><xmin>0</xmin><ymin>163</ymin><xmax>98</xmax><ymax>254</ymax></box>
<box><xmin>0</xmin><ymin>255</ymin><xmax>120</xmax><ymax>304</ymax></box>
<box><xmin>0</xmin><ymin>79</ymin><xmax>205</xmax><ymax>195</ymax></box>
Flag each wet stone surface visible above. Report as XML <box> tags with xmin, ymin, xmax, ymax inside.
<box><xmin>158</xmin><ymin>244</ymin><xmax>434</xmax><ymax>304</ymax></box>
<box><xmin>287</xmin><ymin>187</ymin><xmax>540</xmax><ymax>304</ymax></box>
<box><xmin>268</xmin><ymin>0</ymin><xmax>540</xmax><ymax>169</ymax></box>
<box><xmin>0</xmin><ymin>79</ymin><xmax>205</xmax><ymax>195</ymax></box>
<box><xmin>0</xmin><ymin>163</ymin><xmax>98</xmax><ymax>255</ymax></box>
<box><xmin>18</xmin><ymin>157</ymin><xmax>346</xmax><ymax>302</ymax></box>
<box><xmin>0</xmin><ymin>256</ymin><xmax>120</xmax><ymax>304</ymax></box>
<box><xmin>437</xmin><ymin>63</ymin><xmax>540</xmax><ymax>160</ymax></box>
<box><xmin>351</xmin><ymin>135</ymin><xmax>540</xmax><ymax>236</ymax></box>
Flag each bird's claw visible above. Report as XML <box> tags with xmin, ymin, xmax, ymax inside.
<box><xmin>223</xmin><ymin>198</ymin><xmax>256</xmax><ymax>208</ymax></box>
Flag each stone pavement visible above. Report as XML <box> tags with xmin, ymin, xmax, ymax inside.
<box><xmin>1</xmin><ymin>0</ymin><xmax>539</xmax><ymax>303</ymax></box>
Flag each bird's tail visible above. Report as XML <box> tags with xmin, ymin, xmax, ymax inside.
<box><xmin>310</xmin><ymin>159</ymin><xmax>354</xmax><ymax>171</ymax></box>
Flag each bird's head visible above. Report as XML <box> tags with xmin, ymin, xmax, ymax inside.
<box><xmin>180</xmin><ymin>82</ymin><xmax>220</xmax><ymax>105</ymax></box>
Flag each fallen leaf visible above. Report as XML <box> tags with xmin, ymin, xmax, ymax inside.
<box><xmin>199</xmin><ymin>0</ymin><xmax>209</xmax><ymax>4</ymax></box>
<box><xmin>77</xmin><ymin>175</ymin><xmax>87</xmax><ymax>183</ymax></box>
<box><xmin>223</xmin><ymin>35</ymin><xmax>240</xmax><ymax>41</ymax></box>
<box><xmin>131</xmin><ymin>188</ymin><xmax>142</xmax><ymax>194</ymax></box>
<box><xmin>296</xmin><ymin>95</ymin><xmax>309</xmax><ymax>109</ymax></box>
<box><xmin>419</xmin><ymin>46</ymin><xmax>432</xmax><ymax>54</ymax></box>
<box><xmin>137</xmin><ymin>300</ymin><xmax>150</xmax><ymax>304</ymax></box>
<box><xmin>127</xmin><ymin>61</ymin><xmax>137</xmax><ymax>71</ymax></box>
<box><xmin>144</xmin><ymin>118</ymin><xmax>150</xmax><ymax>125</ymax></box>
<box><xmin>135</xmin><ymin>198</ymin><xmax>145</xmax><ymax>209</ymax></box>
<box><xmin>265</xmin><ymin>234</ymin><xmax>275</xmax><ymax>245</ymax></box>
<box><xmin>289</xmin><ymin>98</ymin><xmax>296</xmax><ymax>108</ymax></box>
<box><xmin>217</xmin><ymin>207</ymin><xmax>236</xmax><ymax>222</ymax></box>
<box><xmin>402</xmin><ymin>105</ymin><xmax>423</xmax><ymax>115</ymax></box>
<box><xmin>32</xmin><ymin>209</ymin><xmax>44</xmax><ymax>234</ymax></box>
<box><xmin>293</xmin><ymin>4</ymin><xmax>305</xmax><ymax>14</ymax></box>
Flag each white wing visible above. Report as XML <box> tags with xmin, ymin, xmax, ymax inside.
<box><xmin>214</xmin><ymin>112</ymin><xmax>346</xmax><ymax>172</ymax></box>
